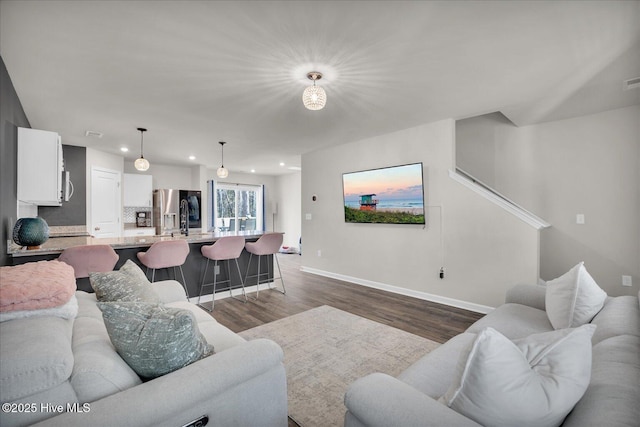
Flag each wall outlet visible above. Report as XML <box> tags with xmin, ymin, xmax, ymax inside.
<box><xmin>317</xmin><ymin>250</ymin><xmax>322</xmax><ymax>257</ymax></box>
<box><xmin>305</xmin><ymin>213</ymin><xmax>312</xmax><ymax>220</ymax></box>
<box><xmin>576</xmin><ymin>214</ymin><xmax>585</xmax><ymax>224</ymax></box>
<box><xmin>622</xmin><ymin>275</ymin><xmax>632</xmax><ymax>287</ymax></box>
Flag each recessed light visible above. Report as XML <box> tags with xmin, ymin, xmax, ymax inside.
<box><xmin>250</xmin><ymin>169</ymin><xmax>256</xmax><ymax>173</ymax></box>
<box><xmin>279</xmin><ymin>162</ymin><xmax>285</xmax><ymax>166</ymax></box>
<box><xmin>188</xmin><ymin>155</ymin><xmax>196</xmax><ymax>160</ymax></box>
<box><xmin>120</xmin><ymin>147</ymin><xmax>129</xmax><ymax>152</ymax></box>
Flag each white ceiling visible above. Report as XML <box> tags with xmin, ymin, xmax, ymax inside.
<box><xmin>1</xmin><ymin>0</ymin><xmax>639</xmax><ymax>175</ymax></box>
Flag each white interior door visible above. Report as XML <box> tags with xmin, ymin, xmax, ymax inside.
<box><xmin>91</xmin><ymin>167</ymin><xmax>121</xmax><ymax>238</ymax></box>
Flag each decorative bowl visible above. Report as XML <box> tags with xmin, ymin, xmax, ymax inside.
<box><xmin>13</xmin><ymin>217</ymin><xmax>50</xmax><ymax>249</ymax></box>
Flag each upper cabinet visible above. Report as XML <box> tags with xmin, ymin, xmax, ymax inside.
<box><xmin>17</xmin><ymin>127</ymin><xmax>63</xmax><ymax>206</ymax></box>
<box><xmin>124</xmin><ymin>173</ymin><xmax>153</xmax><ymax>207</ymax></box>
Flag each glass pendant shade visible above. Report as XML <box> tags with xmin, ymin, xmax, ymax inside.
<box><xmin>217</xmin><ymin>166</ymin><xmax>229</xmax><ymax>178</ymax></box>
<box><xmin>217</xmin><ymin>141</ymin><xmax>228</xmax><ymax>178</ymax></box>
<box><xmin>135</xmin><ymin>157</ymin><xmax>150</xmax><ymax>171</ymax></box>
<box><xmin>134</xmin><ymin>127</ymin><xmax>149</xmax><ymax>171</ymax></box>
<box><xmin>302</xmin><ymin>71</ymin><xmax>326</xmax><ymax>110</ymax></box>
<box><xmin>302</xmin><ymin>85</ymin><xmax>326</xmax><ymax>110</ymax></box>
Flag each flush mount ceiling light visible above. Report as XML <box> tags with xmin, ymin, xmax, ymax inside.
<box><xmin>134</xmin><ymin>127</ymin><xmax>150</xmax><ymax>171</ymax></box>
<box><xmin>217</xmin><ymin>141</ymin><xmax>229</xmax><ymax>179</ymax></box>
<box><xmin>302</xmin><ymin>71</ymin><xmax>326</xmax><ymax>110</ymax></box>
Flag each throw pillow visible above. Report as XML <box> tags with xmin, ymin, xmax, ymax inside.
<box><xmin>545</xmin><ymin>262</ymin><xmax>607</xmax><ymax>329</ymax></box>
<box><xmin>98</xmin><ymin>301</ymin><xmax>214</xmax><ymax>379</ymax></box>
<box><xmin>90</xmin><ymin>259</ymin><xmax>161</xmax><ymax>303</ymax></box>
<box><xmin>440</xmin><ymin>325</ymin><xmax>595</xmax><ymax>427</ymax></box>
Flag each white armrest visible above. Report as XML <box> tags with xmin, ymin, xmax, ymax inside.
<box><xmin>344</xmin><ymin>373</ymin><xmax>481</xmax><ymax>427</ymax></box>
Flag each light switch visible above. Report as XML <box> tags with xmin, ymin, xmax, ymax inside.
<box><xmin>622</xmin><ymin>275</ymin><xmax>632</xmax><ymax>287</ymax></box>
<box><xmin>576</xmin><ymin>214</ymin><xmax>585</xmax><ymax>224</ymax></box>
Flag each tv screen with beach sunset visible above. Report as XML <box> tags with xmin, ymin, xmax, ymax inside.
<box><xmin>342</xmin><ymin>163</ymin><xmax>425</xmax><ymax>224</ymax></box>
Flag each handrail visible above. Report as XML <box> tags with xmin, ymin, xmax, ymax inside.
<box><xmin>449</xmin><ymin>168</ymin><xmax>550</xmax><ymax>230</ymax></box>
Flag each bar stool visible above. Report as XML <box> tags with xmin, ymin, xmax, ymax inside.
<box><xmin>137</xmin><ymin>240</ymin><xmax>189</xmax><ymax>295</ymax></box>
<box><xmin>199</xmin><ymin>236</ymin><xmax>247</xmax><ymax>311</ymax></box>
<box><xmin>58</xmin><ymin>244</ymin><xmax>119</xmax><ymax>278</ymax></box>
<box><xmin>244</xmin><ymin>233</ymin><xmax>286</xmax><ymax>299</ymax></box>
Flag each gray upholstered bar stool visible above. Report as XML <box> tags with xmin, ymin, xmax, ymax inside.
<box><xmin>243</xmin><ymin>232</ymin><xmax>286</xmax><ymax>299</ymax></box>
<box><xmin>136</xmin><ymin>239</ymin><xmax>189</xmax><ymax>295</ymax></box>
<box><xmin>199</xmin><ymin>236</ymin><xmax>247</xmax><ymax>311</ymax></box>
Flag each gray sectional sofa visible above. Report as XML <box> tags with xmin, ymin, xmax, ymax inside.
<box><xmin>0</xmin><ymin>280</ymin><xmax>288</xmax><ymax>427</ymax></box>
<box><xmin>345</xmin><ymin>284</ymin><xmax>640</xmax><ymax>427</ymax></box>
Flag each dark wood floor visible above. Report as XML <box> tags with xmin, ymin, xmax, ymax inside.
<box><xmin>202</xmin><ymin>254</ymin><xmax>484</xmax><ymax>344</ymax></box>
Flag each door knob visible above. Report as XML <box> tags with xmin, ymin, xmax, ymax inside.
<box><xmin>94</xmin><ymin>226</ymin><xmax>100</xmax><ymax>231</ymax></box>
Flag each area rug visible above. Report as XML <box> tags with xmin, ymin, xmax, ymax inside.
<box><xmin>239</xmin><ymin>305</ymin><xmax>440</xmax><ymax>427</ymax></box>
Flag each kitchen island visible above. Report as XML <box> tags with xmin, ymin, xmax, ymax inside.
<box><xmin>8</xmin><ymin>230</ymin><xmax>279</xmax><ymax>299</ymax></box>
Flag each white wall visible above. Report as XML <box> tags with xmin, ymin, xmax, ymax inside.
<box><xmin>275</xmin><ymin>172</ymin><xmax>301</xmax><ymax>248</ymax></box>
<box><xmin>497</xmin><ymin>106</ymin><xmax>639</xmax><ymax>295</ymax></box>
<box><xmin>301</xmin><ymin>119</ymin><xmax>541</xmax><ymax>310</ymax></box>
<box><xmin>123</xmin><ymin>162</ymin><xmax>193</xmax><ymax>190</ymax></box>
<box><xmin>456</xmin><ymin>112</ymin><xmax>513</xmax><ymax>186</ymax></box>
<box><xmin>457</xmin><ymin>105</ymin><xmax>640</xmax><ymax>296</ymax></box>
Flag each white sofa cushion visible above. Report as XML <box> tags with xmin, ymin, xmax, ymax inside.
<box><xmin>545</xmin><ymin>262</ymin><xmax>606</xmax><ymax>329</ymax></box>
<box><xmin>440</xmin><ymin>325</ymin><xmax>595</xmax><ymax>427</ymax></box>
<box><xmin>71</xmin><ymin>292</ymin><xmax>142</xmax><ymax>403</ymax></box>
<box><xmin>563</xmin><ymin>334</ymin><xmax>640</xmax><ymax>427</ymax></box>
<box><xmin>0</xmin><ymin>316</ymin><xmax>75</xmax><ymax>401</ymax></box>
<box><xmin>166</xmin><ymin>301</ymin><xmax>247</xmax><ymax>353</ymax></box>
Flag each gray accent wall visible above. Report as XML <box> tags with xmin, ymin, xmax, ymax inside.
<box><xmin>457</xmin><ymin>106</ymin><xmax>640</xmax><ymax>296</ymax></box>
<box><xmin>39</xmin><ymin>145</ymin><xmax>87</xmax><ymax>226</ymax></box>
<box><xmin>1</xmin><ymin>55</ymin><xmax>30</xmax><ymax>266</ymax></box>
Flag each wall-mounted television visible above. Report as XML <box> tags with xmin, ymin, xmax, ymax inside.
<box><xmin>342</xmin><ymin>163</ymin><xmax>425</xmax><ymax>224</ymax></box>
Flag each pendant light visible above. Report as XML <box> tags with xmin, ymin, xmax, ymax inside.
<box><xmin>217</xmin><ymin>141</ymin><xmax>228</xmax><ymax>178</ymax></box>
<box><xmin>302</xmin><ymin>71</ymin><xmax>326</xmax><ymax>110</ymax></box>
<box><xmin>134</xmin><ymin>127</ymin><xmax>150</xmax><ymax>171</ymax></box>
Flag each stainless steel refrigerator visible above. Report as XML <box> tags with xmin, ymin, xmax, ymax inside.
<box><xmin>153</xmin><ymin>189</ymin><xmax>201</xmax><ymax>235</ymax></box>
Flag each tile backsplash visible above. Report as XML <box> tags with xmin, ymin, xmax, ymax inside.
<box><xmin>124</xmin><ymin>207</ymin><xmax>152</xmax><ymax>225</ymax></box>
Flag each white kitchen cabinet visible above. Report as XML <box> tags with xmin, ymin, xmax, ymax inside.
<box><xmin>123</xmin><ymin>173</ymin><xmax>152</xmax><ymax>207</ymax></box>
<box><xmin>17</xmin><ymin>127</ymin><xmax>63</xmax><ymax>206</ymax></box>
<box><xmin>123</xmin><ymin>228</ymin><xmax>156</xmax><ymax>237</ymax></box>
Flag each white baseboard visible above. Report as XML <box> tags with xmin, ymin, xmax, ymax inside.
<box><xmin>300</xmin><ymin>266</ymin><xmax>494</xmax><ymax>314</ymax></box>
<box><xmin>188</xmin><ymin>283</ymin><xmax>272</xmax><ymax>304</ymax></box>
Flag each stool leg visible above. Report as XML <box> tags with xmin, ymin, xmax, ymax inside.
<box><xmin>244</xmin><ymin>253</ymin><xmax>258</xmax><ymax>301</ymax></box>
<box><xmin>198</xmin><ymin>259</ymin><xmax>211</xmax><ymax>310</ymax></box>
<box><xmin>178</xmin><ymin>265</ymin><xmax>188</xmax><ymax>296</ymax></box>
<box><xmin>212</xmin><ymin>260</ymin><xmax>219</xmax><ymax>309</ymax></box>
<box><xmin>256</xmin><ymin>254</ymin><xmax>261</xmax><ymax>299</ymax></box>
<box><xmin>227</xmin><ymin>258</ymin><xmax>247</xmax><ymax>303</ymax></box>
<box><xmin>151</xmin><ymin>269</ymin><xmax>156</xmax><ymax>283</ymax></box>
<box><xmin>273</xmin><ymin>253</ymin><xmax>286</xmax><ymax>294</ymax></box>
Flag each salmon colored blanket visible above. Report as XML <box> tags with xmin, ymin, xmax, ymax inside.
<box><xmin>0</xmin><ymin>260</ymin><xmax>75</xmax><ymax>312</ymax></box>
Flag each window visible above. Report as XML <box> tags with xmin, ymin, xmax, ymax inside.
<box><xmin>208</xmin><ymin>181</ymin><xmax>264</xmax><ymax>232</ymax></box>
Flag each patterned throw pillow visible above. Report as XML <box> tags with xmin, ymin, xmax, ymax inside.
<box><xmin>98</xmin><ymin>301</ymin><xmax>214</xmax><ymax>379</ymax></box>
<box><xmin>89</xmin><ymin>259</ymin><xmax>160</xmax><ymax>303</ymax></box>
